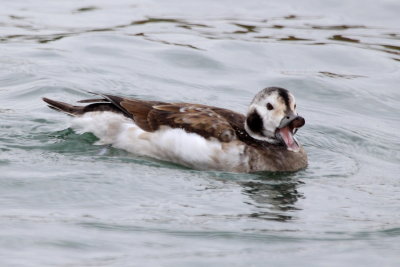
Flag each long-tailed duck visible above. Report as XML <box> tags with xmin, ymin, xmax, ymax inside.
<box><xmin>43</xmin><ymin>87</ymin><xmax>307</xmax><ymax>172</ymax></box>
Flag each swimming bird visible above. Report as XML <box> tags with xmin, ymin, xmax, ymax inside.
<box><xmin>43</xmin><ymin>87</ymin><xmax>307</xmax><ymax>172</ymax></box>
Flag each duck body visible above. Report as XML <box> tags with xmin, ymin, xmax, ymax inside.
<box><xmin>43</xmin><ymin>87</ymin><xmax>308</xmax><ymax>173</ymax></box>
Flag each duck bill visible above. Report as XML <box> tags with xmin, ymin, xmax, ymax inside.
<box><xmin>277</xmin><ymin>115</ymin><xmax>305</xmax><ymax>152</ymax></box>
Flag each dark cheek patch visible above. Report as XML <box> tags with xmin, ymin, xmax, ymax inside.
<box><xmin>246</xmin><ymin>110</ymin><xmax>264</xmax><ymax>134</ymax></box>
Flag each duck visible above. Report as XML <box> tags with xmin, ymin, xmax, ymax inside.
<box><xmin>43</xmin><ymin>87</ymin><xmax>307</xmax><ymax>172</ymax></box>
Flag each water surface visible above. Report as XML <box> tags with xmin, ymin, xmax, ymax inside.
<box><xmin>1</xmin><ymin>0</ymin><xmax>400</xmax><ymax>266</ymax></box>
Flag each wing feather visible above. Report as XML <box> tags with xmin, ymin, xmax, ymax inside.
<box><xmin>108</xmin><ymin>97</ymin><xmax>239</xmax><ymax>142</ymax></box>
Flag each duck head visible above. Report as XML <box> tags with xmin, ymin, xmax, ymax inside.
<box><xmin>244</xmin><ymin>87</ymin><xmax>305</xmax><ymax>152</ymax></box>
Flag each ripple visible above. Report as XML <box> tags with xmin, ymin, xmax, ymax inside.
<box><xmin>305</xmin><ymin>123</ymin><xmax>399</xmax><ymax>164</ymax></box>
<box><xmin>1</xmin><ymin>11</ymin><xmax>398</xmax><ymax>62</ymax></box>
<box><xmin>306</xmin><ymin>147</ymin><xmax>359</xmax><ymax>178</ymax></box>
<box><xmin>158</xmin><ymin>49</ymin><xmax>225</xmax><ymax>70</ymax></box>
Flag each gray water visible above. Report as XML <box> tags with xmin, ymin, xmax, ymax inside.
<box><xmin>1</xmin><ymin>0</ymin><xmax>400</xmax><ymax>266</ymax></box>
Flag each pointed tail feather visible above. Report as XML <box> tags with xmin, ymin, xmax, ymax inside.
<box><xmin>43</xmin><ymin>96</ymin><xmax>129</xmax><ymax>117</ymax></box>
<box><xmin>77</xmin><ymin>98</ymin><xmax>109</xmax><ymax>103</ymax></box>
<box><xmin>42</xmin><ymin>97</ymin><xmax>84</xmax><ymax>116</ymax></box>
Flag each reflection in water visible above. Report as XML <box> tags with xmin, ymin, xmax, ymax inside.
<box><xmin>211</xmin><ymin>170</ymin><xmax>303</xmax><ymax>222</ymax></box>
<box><xmin>239</xmin><ymin>174</ymin><xmax>303</xmax><ymax>222</ymax></box>
<box><xmin>132</xmin><ymin>33</ymin><xmax>202</xmax><ymax>50</ymax></box>
<box><xmin>318</xmin><ymin>71</ymin><xmax>365</xmax><ymax>79</ymax></box>
<box><xmin>310</xmin><ymin>24</ymin><xmax>366</xmax><ymax>30</ymax></box>
<box><xmin>233</xmin><ymin>23</ymin><xmax>258</xmax><ymax>34</ymax></box>
<box><xmin>329</xmin><ymin>35</ymin><xmax>360</xmax><ymax>43</ymax></box>
<box><xmin>73</xmin><ymin>6</ymin><xmax>99</xmax><ymax>13</ymax></box>
<box><xmin>279</xmin><ymin>36</ymin><xmax>312</xmax><ymax>41</ymax></box>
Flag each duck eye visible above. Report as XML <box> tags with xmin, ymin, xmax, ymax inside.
<box><xmin>266</xmin><ymin>103</ymin><xmax>274</xmax><ymax>110</ymax></box>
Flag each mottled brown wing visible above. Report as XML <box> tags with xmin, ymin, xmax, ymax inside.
<box><xmin>210</xmin><ymin>107</ymin><xmax>249</xmax><ymax>140</ymax></box>
<box><xmin>100</xmin><ymin>95</ymin><xmax>167</xmax><ymax>132</ymax></box>
<box><xmin>103</xmin><ymin>95</ymin><xmax>238</xmax><ymax>142</ymax></box>
<box><xmin>119</xmin><ymin>98</ymin><xmax>157</xmax><ymax>132</ymax></box>
<box><xmin>151</xmin><ymin>104</ymin><xmax>237</xmax><ymax>142</ymax></box>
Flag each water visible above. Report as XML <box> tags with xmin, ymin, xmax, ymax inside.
<box><xmin>1</xmin><ymin>0</ymin><xmax>399</xmax><ymax>266</ymax></box>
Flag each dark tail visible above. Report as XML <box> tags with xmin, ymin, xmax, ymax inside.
<box><xmin>43</xmin><ymin>97</ymin><xmax>128</xmax><ymax>117</ymax></box>
<box><xmin>43</xmin><ymin>97</ymin><xmax>84</xmax><ymax>116</ymax></box>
